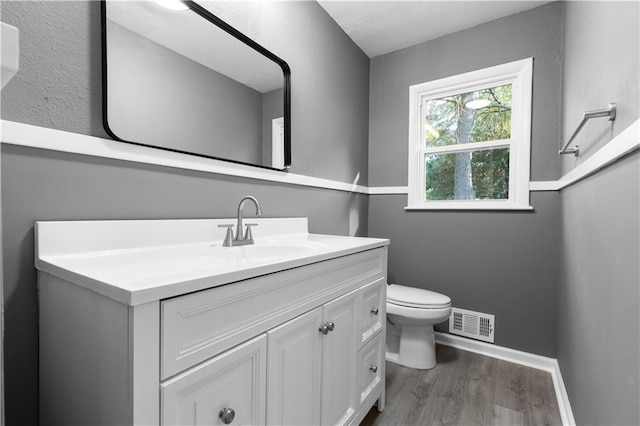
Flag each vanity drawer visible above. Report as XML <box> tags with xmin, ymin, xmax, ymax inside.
<box><xmin>161</xmin><ymin>248</ymin><xmax>385</xmax><ymax>379</ymax></box>
<box><xmin>359</xmin><ymin>278</ymin><xmax>386</xmax><ymax>347</ymax></box>
<box><xmin>357</xmin><ymin>333</ymin><xmax>384</xmax><ymax>406</ymax></box>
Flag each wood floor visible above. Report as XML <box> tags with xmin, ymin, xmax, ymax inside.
<box><xmin>361</xmin><ymin>345</ymin><xmax>562</xmax><ymax>426</ymax></box>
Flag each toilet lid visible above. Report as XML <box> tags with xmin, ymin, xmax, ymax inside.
<box><xmin>387</xmin><ymin>284</ymin><xmax>451</xmax><ymax>309</ymax></box>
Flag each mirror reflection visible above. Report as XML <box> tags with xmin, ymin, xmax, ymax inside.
<box><xmin>103</xmin><ymin>0</ymin><xmax>290</xmax><ymax>169</ymax></box>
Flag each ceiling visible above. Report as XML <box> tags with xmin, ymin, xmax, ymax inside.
<box><xmin>316</xmin><ymin>1</ymin><xmax>554</xmax><ymax>58</ymax></box>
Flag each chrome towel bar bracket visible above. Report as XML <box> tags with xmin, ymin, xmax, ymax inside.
<box><xmin>559</xmin><ymin>102</ymin><xmax>617</xmax><ymax>156</ymax></box>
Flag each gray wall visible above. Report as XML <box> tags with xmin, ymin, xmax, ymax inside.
<box><xmin>0</xmin><ymin>1</ymin><xmax>105</xmax><ymax>138</ymax></box>
<box><xmin>0</xmin><ymin>1</ymin><xmax>370</xmax><ymax>424</ymax></box>
<box><xmin>560</xmin><ymin>1</ymin><xmax>640</xmax><ymax>175</ymax></box>
<box><xmin>367</xmin><ymin>2</ymin><xmax>564</xmax><ymax>356</ymax></box>
<box><xmin>559</xmin><ymin>155</ymin><xmax>639</xmax><ymax>425</ymax></box>
<box><xmin>557</xmin><ymin>2</ymin><xmax>640</xmax><ymax>425</ymax></box>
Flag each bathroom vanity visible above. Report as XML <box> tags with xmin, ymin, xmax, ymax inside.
<box><xmin>35</xmin><ymin>218</ymin><xmax>388</xmax><ymax>425</ymax></box>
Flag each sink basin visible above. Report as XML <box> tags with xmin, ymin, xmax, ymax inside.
<box><xmin>214</xmin><ymin>240</ymin><xmax>327</xmax><ymax>260</ymax></box>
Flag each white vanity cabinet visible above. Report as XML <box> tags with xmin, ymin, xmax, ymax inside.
<box><xmin>36</xmin><ymin>219</ymin><xmax>388</xmax><ymax>426</ymax></box>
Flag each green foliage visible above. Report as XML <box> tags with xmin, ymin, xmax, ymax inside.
<box><xmin>424</xmin><ymin>85</ymin><xmax>512</xmax><ymax>201</ymax></box>
<box><xmin>425</xmin><ymin>153</ymin><xmax>455</xmax><ymax>200</ymax></box>
<box><xmin>470</xmin><ymin>148</ymin><xmax>510</xmax><ymax>199</ymax></box>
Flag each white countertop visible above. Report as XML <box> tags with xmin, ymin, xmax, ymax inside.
<box><xmin>35</xmin><ymin>218</ymin><xmax>389</xmax><ymax>306</ymax></box>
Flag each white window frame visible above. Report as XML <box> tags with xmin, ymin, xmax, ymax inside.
<box><xmin>407</xmin><ymin>58</ymin><xmax>533</xmax><ymax>210</ymax></box>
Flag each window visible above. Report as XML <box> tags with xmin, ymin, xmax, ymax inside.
<box><xmin>407</xmin><ymin>58</ymin><xmax>533</xmax><ymax>210</ymax></box>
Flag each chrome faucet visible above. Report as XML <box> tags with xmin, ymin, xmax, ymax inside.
<box><xmin>219</xmin><ymin>196</ymin><xmax>262</xmax><ymax>247</ymax></box>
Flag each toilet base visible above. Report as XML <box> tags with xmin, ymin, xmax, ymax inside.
<box><xmin>386</xmin><ymin>324</ymin><xmax>437</xmax><ymax>370</ymax></box>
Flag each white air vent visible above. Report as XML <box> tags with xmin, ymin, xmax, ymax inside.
<box><xmin>449</xmin><ymin>307</ymin><xmax>495</xmax><ymax>343</ymax></box>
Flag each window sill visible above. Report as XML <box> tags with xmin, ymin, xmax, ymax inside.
<box><xmin>405</xmin><ymin>204</ymin><xmax>534</xmax><ymax>211</ymax></box>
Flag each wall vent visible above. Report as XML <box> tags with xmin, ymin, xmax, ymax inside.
<box><xmin>449</xmin><ymin>307</ymin><xmax>495</xmax><ymax>343</ymax></box>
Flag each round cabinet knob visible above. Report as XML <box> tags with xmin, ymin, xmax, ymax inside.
<box><xmin>319</xmin><ymin>322</ymin><xmax>336</xmax><ymax>335</ymax></box>
<box><xmin>219</xmin><ymin>407</ymin><xmax>236</xmax><ymax>424</ymax></box>
<box><xmin>369</xmin><ymin>365</ymin><xmax>378</xmax><ymax>373</ymax></box>
<box><xmin>370</xmin><ymin>308</ymin><xmax>379</xmax><ymax>315</ymax></box>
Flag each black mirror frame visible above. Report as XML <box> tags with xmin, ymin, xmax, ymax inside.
<box><xmin>101</xmin><ymin>0</ymin><xmax>292</xmax><ymax>170</ymax></box>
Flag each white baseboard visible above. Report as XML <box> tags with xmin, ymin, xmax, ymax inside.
<box><xmin>435</xmin><ymin>332</ymin><xmax>575</xmax><ymax>426</ymax></box>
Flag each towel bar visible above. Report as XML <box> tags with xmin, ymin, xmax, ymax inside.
<box><xmin>559</xmin><ymin>103</ymin><xmax>616</xmax><ymax>156</ymax></box>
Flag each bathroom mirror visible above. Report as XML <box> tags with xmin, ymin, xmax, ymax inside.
<box><xmin>102</xmin><ymin>0</ymin><xmax>291</xmax><ymax>170</ymax></box>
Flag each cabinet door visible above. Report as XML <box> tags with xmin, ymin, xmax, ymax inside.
<box><xmin>161</xmin><ymin>335</ymin><xmax>266</xmax><ymax>426</ymax></box>
<box><xmin>320</xmin><ymin>289</ymin><xmax>359</xmax><ymax>426</ymax></box>
<box><xmin>267</xmin><ymin>307</ymin><xmax>323</xmax><ymax>425</ymax></box>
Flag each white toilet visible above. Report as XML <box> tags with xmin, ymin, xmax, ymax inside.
<box><xmin>386</xmin><ymin>284</ymin><xmax>451</xmax><ymax>370</ymax></box>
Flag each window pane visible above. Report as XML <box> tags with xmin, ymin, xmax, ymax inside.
<box><xmin>424</xmin><ymin>84</ymin><xmax>512</xmax><ymax>148</ymax></box>
<box><xmin>424</xmin><ymin>148</ymin><xmax>510</xmax><ymax>201</ymax></box>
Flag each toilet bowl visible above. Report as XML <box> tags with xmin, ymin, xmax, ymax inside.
<box><xmin>386</xmin><ymin>284</ymin><xmax>451</xmax><ymax>370</ymax></box>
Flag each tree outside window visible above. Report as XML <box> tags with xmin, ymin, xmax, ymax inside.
<box><xmin>423</xmin><ymin>84</ymin><xmax>512</xmax><ymax>201</ymax></box>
